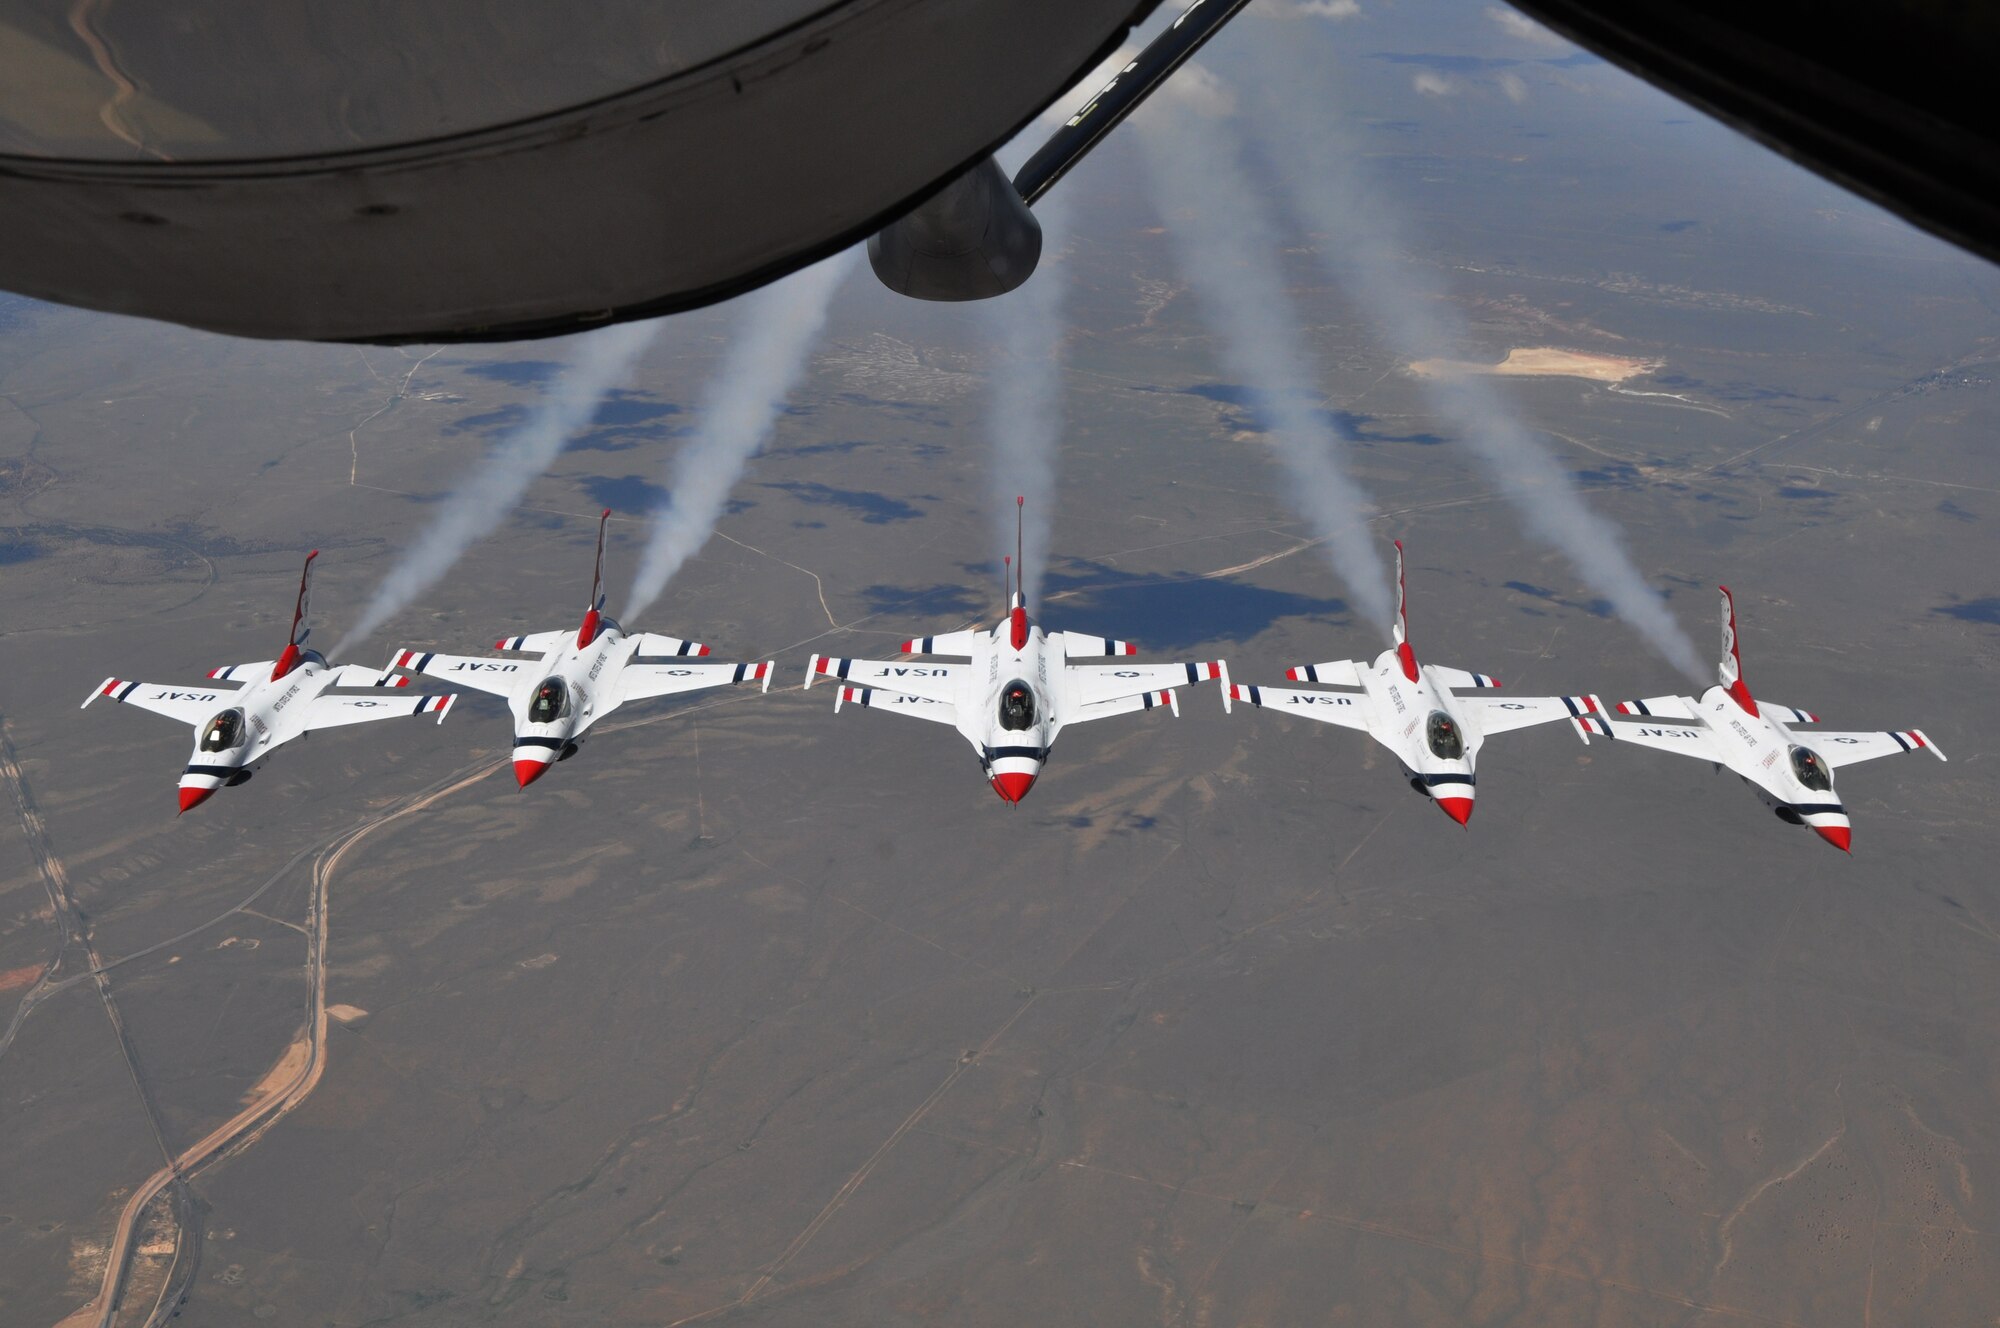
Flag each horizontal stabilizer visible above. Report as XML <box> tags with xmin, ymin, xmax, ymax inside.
<box><xmin>1613</xmin><ymin>695</ymin><xmax>1699</xmax><ymax>721</ymax></box>
<box><xmin>493</xmin><ymin>630</ymin><xmax>570</xmax><ymax>653</ymax></box>
<box><xmin>1057</xmin><ymin>631</ymin><xmax>1139</xmax><ymax>658</ymax></box>
<box><xmin>632</xmin><ymin>632</ymin><xmax>710</xmax><ymax>658</ymax></box>
<box><xmin>1428</xmin><ymin>665</ymin><xmax>1501</xmax><ymax>690</ymax></box>
<box><xmin>1283</xmin><ymin>659</ymin><xmax>1364</xmax><ymax>688</ymax></box>
<box><xmin>901</xmin><ymin>629</ymin><xmax>983</xmax><ymax>657</ymax></box>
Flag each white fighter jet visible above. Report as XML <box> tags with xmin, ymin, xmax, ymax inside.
<box><xmin>83</xmin><ymin>551</ymin><xmax>457</xmax><ymax>813</ymax></box>
<box><xmin>387</xmin><ymin>510</ymin><xmax>774</xmax><ymax>788</ymax></box>
<box><xmin>1222</xmin><ymin>541</ymin><xmax>1601</xmax><ymax>825</ymax></box>
<box><xmin>804</xmin><ymin>498</ymin><xmax>1223</xmax><ymax>803</ymax></box>
<box><xmin>1571</xmin><ymin>586</ymin><xmax>1946</xmax><ymax>852</ymax></box>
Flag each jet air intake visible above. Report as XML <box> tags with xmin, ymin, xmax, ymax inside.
<box><xmin>867</xmin><ymin>157</ymin><xmax>1042</xmax><ymax>301</ymax></box>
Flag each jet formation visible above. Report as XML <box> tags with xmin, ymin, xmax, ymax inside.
<box><xmin>83</xmin><ymin>510</ymin><xmax>1948</xmax><ymax>851</ymax></box>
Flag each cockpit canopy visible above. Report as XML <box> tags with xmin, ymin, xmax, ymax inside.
<box><xmin>528</xmin><ymin>676</ymin><xmax>572</xmax><ymax>726</ymax></box>
<box><xmin>1425</xmin><ymin>711</ymin><xmax>1465</xmax><ymax>761</ymax></box>
<box><xmin>1789</xmin><ymin>745</ymin><xmax>1833</xmax><ymax>792</ymax></box>
<box><xmin>200</xmin><ymin>708</ymin><xmax>247</xmax><ymax>752</ymax></box>
<box><xmin>998</xmin><ymin>680</ymin><xmax>1037</xmax><ymax>732</ymax></box>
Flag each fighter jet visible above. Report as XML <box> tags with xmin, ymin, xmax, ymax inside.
<box><xmin>1571</xmin><ymin>586</ymin><xmax>1946</xmax><ymax>852</ymax></box>
<box><xmin>803</xmin><ymin>498</ymin><xmax>1222</xmax><ymax>803</ymax></box>
<box><xmin>1222</xmin><ymin>541</ymin><xmax>1601</xmax><ymax>825</ymax></box>
<box><xmin>82</xmin><ymin>551</ymin><xmax>457</xmax><ymax>813</ymax></box>
<box><xmin>386</xmin><ymin>510</ymin><xmax>774</xmax><ymax>788</ymax></box>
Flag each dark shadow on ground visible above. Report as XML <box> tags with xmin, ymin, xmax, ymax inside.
<box><xmin>761</xmin><ymin>482</ymin><xmax>926</xmax><ymax>523</ymax></box>
<box><xmin>1044</xmin><ymin>560</ymin><xmax>1350</xmax><ymax>651</ymax></box>
<box><xmin>1935</xmin><ymin>597</ymin><xmax>2000</xmax><ymax>626</ymax></box>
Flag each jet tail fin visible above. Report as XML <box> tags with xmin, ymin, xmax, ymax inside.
<box><xmin>289</xmin><ymin>550</ymin><xmax>317</xmax><ymax>649</ymax></box>
<box><xmin>589</xmin><ymin>508</ymin><xmax>610</xmax><ymax>613</ymax></box>
<box><xmin>270</xmin><ymin>550</ymin><xmax>320</xmax><ymax>681</ymax></box>
<box><xmin>577</xmin><ymin>509</ymin><xmax>612</xmax><ymax>648</ymax></box>
<box><xmin>1391</xmin><ymin>539</ymin><xmax>1418</xmax><ymax>681</ymax></box>
<box><xmin>1717</xmin><ymin>585</ymin><xmax>1760</xmax><ymax>715</ymax></box>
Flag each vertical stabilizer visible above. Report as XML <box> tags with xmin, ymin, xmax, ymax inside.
<box><xmin>1717</xmin><ymin>585</ymin><xmax>1759</xmax><ymax>716</ymax></box>
<box><xmin>1009</xmin><ymin>496</ymin><xmax>1029</xmax><ymax>650</ymax></box>
<box><xmin>578</xmin><ymin>509</ymin><xmax>611</xmax><ymax>648</ymax></box>
<box><xmin>270</xmin><ymin>550</ymin><xmax>319</xmax><ymax>680</ymax></box>
<box><xmin>1391</xmin><ymin>539</ymin><xmax>1418</xmax><ymax>682</ymax></box>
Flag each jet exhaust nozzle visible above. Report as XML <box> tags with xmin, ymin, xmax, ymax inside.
<box><xmin>868</xmin><ymin>156</ymin><xmax>1041</xmax><ymax>302</ymax></box>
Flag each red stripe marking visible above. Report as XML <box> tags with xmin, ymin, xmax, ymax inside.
<box><xmin>103</xmin><ymin>680</ymin><xmax>120</xmax><ymax>695</ymax></box>
<box><xmin>1228</xmin><ymin>685</ymin><xmax>1242</xmax><ymax>701</ymax></box>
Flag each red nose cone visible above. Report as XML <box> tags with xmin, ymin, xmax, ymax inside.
<box><xmin>514</xmin><ymin>759</ymin><xmax>549</xmax><ymax>789</ymax></box>
<box><xmin>991</xmin><ymin>771</ymin><xmax>1036</xmax><ymax>803</ymax></box>
<box><xmin>1437</xmin><ymin>796</ymin><xmax>1474</xmax><ymax>826</ymax></box>
<box><xmin>1814</xmin><ymin>824</ymin><xmax>1852</xmax><ymax>853</ymax></box>
<box><xmin>178</xmin><ymin>786</ymin><xmax>215</xmax><ymax>814</ymax></box>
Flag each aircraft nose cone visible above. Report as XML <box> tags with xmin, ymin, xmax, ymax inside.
<box><xmin>513</xmin><ymin>759</ymin><xmax>549</xmax><ymax>789</ymax></box>
<box><xmin>991</xmin><ymin>771</ymin><xmax>1036</xmax><ymax>803</ymax></box>
<box><xmin>1437</xmin><ymin>796</ymin><xmax>1474</xmax><ymax>826</ymax></box>
<box><xmin>1815</xmin><ymin>823</ymin><xmax>1852</xmax><ymax>854</ymax></box>
<box><xmin>178</xmin><ymin>785</ymin><xmax>215</xmax><ymax>814</ymax></box>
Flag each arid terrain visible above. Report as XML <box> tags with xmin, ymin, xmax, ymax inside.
<box><xmin>5</xmin><ymin>4</ymin><xmax>2000</xmax><ymax>1326</ymax></box>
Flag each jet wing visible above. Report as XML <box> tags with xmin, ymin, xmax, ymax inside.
<box><xmin>1282</xmin><ymin>659</ymin><xmax>1365</xmax><ymax>687</ymax></box>
<box><xmin>1462</xmin><ymin>694</ymin><xmax>1603</xmax><ymax>739</ymax></box>
<box><xmin>1054</xmin><ymin>631</ymin><xmax>1139</xmax><ymax>659</ymax></box>
<box><xmin>302</xmin><ymin>692</ymin><xmax>456</xmax><ymax>730</ymax></box>
<box><xmin>834</xmin><ymin>685</ymin><xmax>959</xmax><ymax>727</ymax></box>
<box><xmin>1067</xmin><ymin>661</ymin><xmax>1221</xmax><ymax>709</ymax></box>
<box><xmin>900</xmin><ymin>631</ymin><xmax>984</xmax><ymax>657</ymax></box>
<box><xmin>1066</xmin><ymin>688</ymin><xmax>1177</xmax><ymax>725</ymax></box>
<box><xmin>1225</xmin><ymin>680</ymin><xmax>1372</xmax><ymax>732</ymax></box>
<box><xmin>388</xmin><ymin>648</ymin><xmax>529</xmax><ymax>698</ymax></box>
<box><xmin>615</xmin><ymin>660</ymin><xmax>773</xmax><ymax>705</ymax></box>
<box><xmin>1426</xmin><ymin>665</ymin><xmax>1502</xmax><ymax>690</ymax></box>
<box><xmin>1574</xmin><ymin>715</ymin><xmax>1722</xmax><ymax>759</ymax></box>
<box><xmin>1812</xmin><ymin>729</ymin><xmax>1946</xmax><ymax>768</ymax></box>
<box><xmin>806</xmin><ymin>654</ymin><xmax>963</xmax><ymax>703</ymax></box>
<box><xmin>82</xmin><ymin>678</ymin><xmax>228</xmax><ymax>726</ymax></box>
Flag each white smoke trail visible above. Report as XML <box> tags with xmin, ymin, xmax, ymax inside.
<box><xmin>623</xmin><ymin>250</ymin><xmax>856</xmax><ymax>622</ymax></box>
<box><xmin>334</xmin><ymin>319</ymin><xmax>660</xmax><ymax>655</ymax></box>
<box><xmin>1133</xmin><ymin>93</ymin><xmax>1395</xmax><ymax>632</ymax></box>
<box><xmin>985</xmin><ymin>193</ymin><xmax>1071</xmax><ymax>606</ymax></box>
<box><xmin>1245</xmin><ymin>29</ymin><xmax>1707</xmax><ymax>680</ymax></box>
